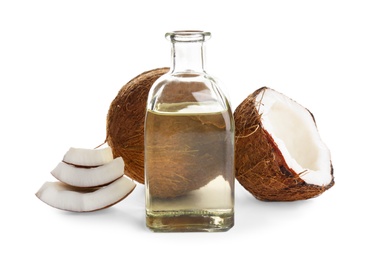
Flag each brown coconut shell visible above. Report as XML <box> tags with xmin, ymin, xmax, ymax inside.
<box><xmin>234</xmin><ymin>87</ymin><xmax>334</xmax><ymax>201</ymax></box>
<box><xmin>146</xmin><ymin>110</ymin><xmax>232</xmax><ymax>198</ymax></box>
<box><xmin>106</xmin><ymin>67</ymin><xmax>169</xmax><ymax>184</ymax></box>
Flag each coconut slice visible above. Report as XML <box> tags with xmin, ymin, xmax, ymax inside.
<box><xmin>63</xmin><ymin>147</ymin><xmax>113</xmax><ymax>167</ymax></box>
<box><xmin>234</xmin><ymin>87</ymin><xmax>334</xmax><ymax>201</ymax></box>
<box><xmin>35</xmin><ymin>176</ymin><xmax>136</xmax><ymax>212</ymax></box>
<box><xmin>51</xmin><ymin>157</ymin><xmax>125</xmax><ymax>187</ymax></box>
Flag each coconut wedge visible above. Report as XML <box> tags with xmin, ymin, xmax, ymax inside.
<box><xmin>234</xmin><ymin>87</ymin><xmax>334</xmax><ymax>201</ymax></box>
<box><xmin>35</xmin><ymin>176</ymin><xmax>136</xmax><ymax>212</ymax></box>
<box><xmin>63</xmin><ymin>147</ymin><xmax>113</xmax><ymax>167</ymax></box>
<box><xmin>51</xmin><ymin>157</ymin><xmax>125</xmax><ymax>187</ymax></box>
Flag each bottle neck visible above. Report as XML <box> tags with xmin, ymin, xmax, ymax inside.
<box><xmin>170</xmin><ymin>40</ymin><xmax>206</xmax><ymax>74</ymax></box>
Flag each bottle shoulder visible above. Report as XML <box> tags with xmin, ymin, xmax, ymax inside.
<box><xmin>147</xmin><ymin>72</ymin><xmax>231</xmax><ymax>114</ymax></box>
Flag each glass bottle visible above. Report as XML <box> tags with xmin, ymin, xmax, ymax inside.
<box><xmin>144</xmin><ymin>30</ymin><xmax>235</xmax><ymax>232</ymax></box>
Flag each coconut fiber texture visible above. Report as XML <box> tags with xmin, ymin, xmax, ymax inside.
<box><xmin>106</xmin><ymin>67</ymin><xmax>169</xmax><ymax>184</ymax></box>
<box><xmin>234</xmin><ymin>87</ymin><xmax>334</xmax><ymax>201</ymax></box>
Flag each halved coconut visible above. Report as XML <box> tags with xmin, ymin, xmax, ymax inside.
<box><xmin>234</xmin><ymin>87</ymin><xmax>334</xmax><ymax>201</ymax></box>
<box><xmin>35</xmin><ymin>176</ymin><xmax>136</xmax><ymax>212</ymax></box>
<box><xmin>63</xmin><ymin>147</ymin><xmax>113</xmax><ymax>167</ymax></box>
<box><xmin>51</xmin><ymin>157</ymin><xmax>125</xmax><ymax>187</ymax></box>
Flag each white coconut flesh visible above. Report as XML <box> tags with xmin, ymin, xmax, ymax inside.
<box><xmin>256</xmin><ymin>89</ymin><xmax>332</xmax><ymax>186</ymax></box>
<box><xmin>36</xmin><ymin>176</ymin><xmax>136</xmax><ymax>212</ymax></box>
<box><xmin>63</xmin><ymin>147</ymin><xmax>113</xmax><ymax>167</ymax></box>
<box><xmin>51</xmin><ymin>157</ymin><xmax>125</xmax><ymax>187</ymax></box>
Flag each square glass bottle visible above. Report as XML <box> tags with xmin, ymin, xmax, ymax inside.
<box><xmin>144</xmin><ymin>31</ymin><xmax>235</xmax><ymax>232</ymax></box>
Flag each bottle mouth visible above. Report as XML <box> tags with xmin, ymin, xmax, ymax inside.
<box><xmin>165</xmin><ymin>30</ymin><xmax>211</xmax><ymax>42</ymax></box>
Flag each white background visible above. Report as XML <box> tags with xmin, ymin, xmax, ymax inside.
<box><xmin>1</xmin><ymin>0</ymin><xmax>373</xmax><ymax>259</ymax></box>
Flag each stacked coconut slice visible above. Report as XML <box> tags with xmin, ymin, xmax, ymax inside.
<box><xmin>36</xmin><ymin>147</ymin><xmax>136</xmax><ymax>212</ymax></box>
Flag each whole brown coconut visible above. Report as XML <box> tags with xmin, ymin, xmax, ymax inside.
<box><xmin>234</xmin><ymin>87</ymin><xmax>334</xmax><ymax>201</ymax></box>
<box><xmin>145</xmin><ymin>108</ymin><xmax>233</xmax><ymax>198</ymax></box>
<box><xmin>106</xmin><ymin>67</ymin><xmax>169</xmax><ymax>183</ymax></box>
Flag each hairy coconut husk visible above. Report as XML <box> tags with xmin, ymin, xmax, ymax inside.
<box><xmin>106</xmin><ymin>67</ymin><xmax>169</xmax><ymax>183</ymax></box>
<box><xmin>146</xmin><ymin>110</ymin><xmax>232</xmax><ymax>198</ymax></box>
<box><xmin>234</xmin><ymin>87</ymin><xmax>334</xmax><ymax>201</ymax></box>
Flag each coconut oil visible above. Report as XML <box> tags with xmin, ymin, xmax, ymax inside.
<box><xmin>145</xmin><ymin>103</ymin><xmax>234</xmax><ymax>231</ymax></box>
<box><xmin>144</xmin><ymin>31</ymin><xmax>234</xmax><ymax>232</ymax></box>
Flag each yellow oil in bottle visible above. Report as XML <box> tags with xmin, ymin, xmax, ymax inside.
<box><xmin>145</xmin><ymin>102</ymin><xmax>234</xmax><ymax>232</ymax></box>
